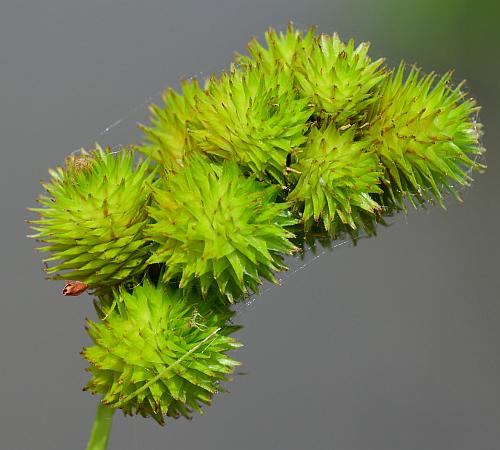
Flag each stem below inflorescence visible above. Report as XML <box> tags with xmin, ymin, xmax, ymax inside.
<box><xmin>86</xmin><ymin>400</ymin><xmax>115</xmax><ymax>450</ymax></box>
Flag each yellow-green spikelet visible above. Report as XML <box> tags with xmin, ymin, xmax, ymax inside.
<box><xmin>29</xmin><ymin>146</ymin><xmax>156</xmax><ymax>290</ymax></box>
<box><xmin>366</xmin><ymin>63</ymin><xmax>485</xmax><ymax>207</ymax></box>
<box><xmin>146</xmin><ymin>156</ymin><xmax>298</xmax><ymax>303</ymax></box>
<box><xmin>190</xmin><ymin>64</ymin><xmax>312</xmax><ymax>184</ymax></box>
<box><xmin>82</xmin><ymin>280</ymin><xmax>242</xmax><ymax>425</ymax></box>
<box><xmin>288</xmin><ymin>123</ymin><xmax>383</xmax><ymax>235</ymax></box>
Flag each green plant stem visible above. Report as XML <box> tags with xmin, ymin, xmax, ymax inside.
<box><xmin>86</xmin><ymin>400</ymin><xmax>115</xmax><ymax>450</ymax></box>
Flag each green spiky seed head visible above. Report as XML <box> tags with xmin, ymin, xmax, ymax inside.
<box><xmin>288</xmin><ymin>123</ymin><xmax>383</xmax><ymax>235</ymax></box>
<box><xmin>82</xmin><ymin>279</ymin><xmax>241</xmax><ymax>425</ymax></box>
<box><xmin>190</xmin><ymin>64</ymin><xmax>312</xmax><ymax>183</ymax></box>
<box><xmin>238</xmin><ymin>25</ymin><xmax>386</xmax><ymax>126</ymax></box>
<box><xmin>294</xmin><ymin>33</ymin><xmax>386</xmax><ymax>124</ymax></box>
<box><xmin>146</xmin><ymin>156</ymin><xmax>298</xmax><ymax>303</ymax></box>
<box><xmin>29</xmin><ymin>146</ymin><xmax>156</xmax><ymax>291</ymax></box>
<box><xmin>138</xmin><ymin>79</ymin><xmax>204</xmax><ymax>172</ymax></box>
<box><xmin>367</xmin><ymin>64</ymin><xmax>484</xmax><ymax>207</ymax></box>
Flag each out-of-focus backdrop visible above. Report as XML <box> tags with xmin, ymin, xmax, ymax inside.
<box><xmin>1</xmin><ymin>0</ymin><xmax>499</xmax><ymax>449</ymax></box>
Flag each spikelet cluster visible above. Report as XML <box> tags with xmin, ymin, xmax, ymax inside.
<box><xmin>288</xmin><ymin>124</ymin><xmax>383</xmax><ymax>235</ymax></box>
<box><xmin>240</xmin><ymin>26</ymin><xmax>386</xmax><ymax>124</ymax></box>
<box><xmin>29</xmin><ymin>24</ymin><xmax>485</xmax><ymax>427</ymax></box>
<box><xmin>190</xmin><ymin>66</ymin><xmax>312</xmax><ymax>184</ymax></box>
<box><xmin>366</xmin><ymin>64</ymin><xmax>483</xmax><ymax>207</ymax></box>
<box><xmin>30</xmin><ymin>147</ymin><xmax>156</xmax><ymax>291</ymax></box>
<box><xmin>146</xmin><ymin>156</ymin><xmax>297</xmax><ymax>303</ymax></box>
<box><xmin>83</xmin><ymin>280</ymin><xmax>241</xmax><ymax>425</ymax></box>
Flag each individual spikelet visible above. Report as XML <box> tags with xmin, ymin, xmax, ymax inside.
<box><xmin>366</xmin><ymin>63</ymin><xmax>485</xmax><ymax>207</ymax></box>
<box><xmin>138</xmin><ymin>79</ymin><xmax>204</xmax><ymax>172</ymax></box>
<box><xmin>294</xmin><ymin>32</ymin><xmax>386</xmax><ymax>124</ymax></box>
<box><xmin>146</xmin><ymin>156</ymin><xmax>298</xmax><ymax>303</ymax></box>
<box><xmin>29</xmin><ymin>146</ymin><xmax>156</xmax><ymax>291</ymax></box>
<box><xmin>82</xmin><ymin>279</ymin><xmax>242</xmax><ymax>425</ymax></box>
<box><xmin>190</xmin><ymin>64</ymin><xmax>312</xmax><ymax>184</ymax></box>
<box><xmin>287</xmin><ymin>123</ymin><xmax>383</xmax><ymax>236</ymax></box>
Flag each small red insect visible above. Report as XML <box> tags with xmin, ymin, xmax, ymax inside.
<box><xmin>62</xmin><ymin>280</ymin><xmax>89</xmax><ymax>296</ymax></box>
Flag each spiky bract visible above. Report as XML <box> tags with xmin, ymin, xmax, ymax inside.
<box><xmin>138</xmin><ymin>79</ymin><xmax>204</xmax><ymax>172</ymax></box>
<box><xmin>367</xmin><ymin>64</ymin><xmax>484</xmax><ymax>207</ymax></box>
<box><xmin>288</xmin><ymin>124</ymin><xmax>383</xmax><ymax>234</ymax></box>
<box><xmin>190</xmin><ymin>65</ymin><xmax>312</xmax><ymax>183</ymax></box>
<box><xmin>146</xmin><ymin>157</ymin><xmax>297</xmax><ymax>302</ymax></box>
<box><xmin>29</xmin><ymin>147</ymin><xmax>156</xmax><ymax>290</ymax></box>
<box><xmin>82</xmin><ymin>280</ymin><xmax>241</xmax><ymax>425</ymax></box>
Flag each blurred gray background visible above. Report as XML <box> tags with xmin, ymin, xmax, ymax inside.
<box><xmin>1</xmin><ymin>0</ymin><xmax>499</xmax><ymax>449</ymax></box>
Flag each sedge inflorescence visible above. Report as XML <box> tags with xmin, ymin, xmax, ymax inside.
<box><xmin>29</xmin><ymin>24</ymin><xmax>485</xmax><ymax>425</ymax></box>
